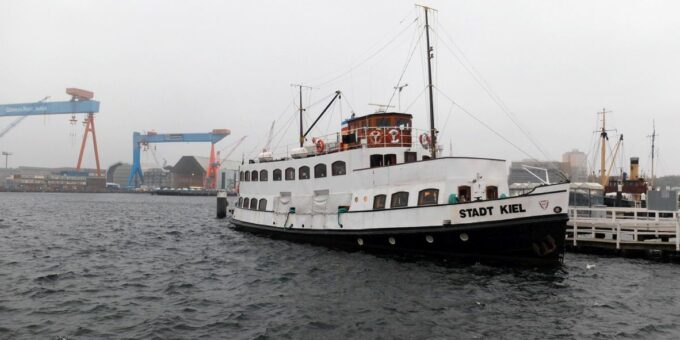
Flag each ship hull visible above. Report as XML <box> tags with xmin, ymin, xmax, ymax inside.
<box><xmin>229</xmin><ymin>213</ymin><xmax>568</xmax><ymax>265</ymax></box>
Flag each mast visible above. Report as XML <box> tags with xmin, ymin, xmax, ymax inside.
<box><xmin>422</xmin><ymin>5</ymin><xmax>437</xmax><ymax>158</ymax></box>
<box><xmin>649</xmin><ymin>120</ymin><xmax>657</xmax><ymax>188</ymax></box>
<box><xmin>291</xmin><ymin>84</ymin><xmax>311</xmax><ymax>147</ymax></box>
<box><xmin>598</xmin><ymin>108</ymin><xmax>609</xmax><ymax>186</ymax></box>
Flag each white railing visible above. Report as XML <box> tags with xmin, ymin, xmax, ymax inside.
<box><xmin>262</xmin><ymin>126</ymin><xmax>433</xmax><ymax>161</ymax></box>
<box><xmin>567</xmin><ymin>206</ymin><xmax>680</xmax><ymax>251</ymax></box>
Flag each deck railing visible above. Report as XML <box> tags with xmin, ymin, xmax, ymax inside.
<box><xmin>567</xmin><ymin>206</ymin><xmax>680</xmax><ymax>251</ymax></box>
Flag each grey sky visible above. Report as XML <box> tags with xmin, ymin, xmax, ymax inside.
<box><xmin>1</xmin><ymin>0</ymin><xmax>678</xmax><ymax>177</ymax></box>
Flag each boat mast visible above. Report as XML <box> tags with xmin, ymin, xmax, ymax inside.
<box><xmin>291</xmin><ymin>84</ymin><xmax>311</xmax><ymax>147</ymax></box>
<box><xmin>421</xmin><ymin>5</ymin><xmax>437</xmax><ymax>158</ymax></box>
<box><xmin>648</xmin><ymin>120</ymin><xmax>657</xmax><ymax>188</ymax></box>
<box><xmin>598</xmin><ymin>108</ymin><xmax>610</xmax><ymax>186</ymax></box>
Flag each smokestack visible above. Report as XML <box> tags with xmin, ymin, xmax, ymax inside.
<box><xmin>630</xmin><ymin>157</ymin><xmax>639</xmax><ymax>180</ymax></box>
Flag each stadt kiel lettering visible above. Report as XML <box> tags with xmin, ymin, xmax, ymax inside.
<box><xmin>459</xmin><ymin>203</ymin><xmax>526</xmax><ymax>218</ymax></box>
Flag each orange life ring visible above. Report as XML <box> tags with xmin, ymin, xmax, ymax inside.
<box><xmin>419</xmin><ymin>133</ymin><xmax>431</xmax><ymax>148</ymax></box>
<box><xmin>387</xmin><ymin>129</ymin><xmax>401</xmax><ymax>144</ymax></box>
<box><xmin>369</xmin><ymin>129</ymin><xmax>383</xmax><ymax>144</ymax></box>
<box><xmin>315</xmin><ymin>139</ymin><xmax>326</xmax><ymax>153</ymax></box>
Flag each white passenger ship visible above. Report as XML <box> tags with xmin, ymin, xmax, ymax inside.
<box><xmin>228</xmin><ymin>6</ymin><xmax>569</xmax><ymax>264</ymax></box>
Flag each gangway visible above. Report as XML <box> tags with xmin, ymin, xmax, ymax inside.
<box><xmin>0</xmin><ymin>88</ymin><xmax>102</xmax><ymax>175</ymax></box>
<box><xmin>127</xmin><ymin>129</ymin><xmax>230</xmax><ymax>188</ymax></box>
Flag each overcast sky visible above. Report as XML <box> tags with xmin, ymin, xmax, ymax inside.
<box><xmin>1</xmin><ymin>0</ymin><xmax>679</xmax><ymax>176</ymax></box>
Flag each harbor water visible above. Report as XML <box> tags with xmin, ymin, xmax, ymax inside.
<box><xmin>1</xmin><ymin>193</ymin><xmax>679</xmax><ymax>339</ymax></box>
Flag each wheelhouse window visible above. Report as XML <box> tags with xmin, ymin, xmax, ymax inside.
<box><xmin>243</xmin><ymin>198</ymin><xmax>250</xmax><ymax>208</ymax></box>
<box><xmin>384</xmin><ymin>154</ymin><xmax>397</xmax><ymax>166</ymax></box>
<box><xmin>249</xmin><ymin>198</ymin><xmax>258</xmax><ymax>210</ymax></box>
<box><xmin>373</xmin><ymin>194</ymin><xmax>386</xmax><ymax>210</ymax></box>
<box><xmin>260</xmin><ymin>170</ymin><xmax>268</xmax><ymax>181</ymax></box>
<box><xmin>285</xmin><ymin>167</ymin><xmax>295</xmax><ymax>180</ymax></box>
<box><xmin>273</xmin><ymin>169</ymin><xmax>282</xmax><ymax>181</ymax></box>
<box><xmin>370</xmin><ymin>154</ymin><xmax>383</xmax><ymax>168</ymax></box>
<box><xmin>331</xmin><ymin>161</ymin><xmax>346</xmax><ymax>176</ymax></box>
<box><xmin>390</xmin><ymin>192</ymin><xmax>409</xmax><ymax>208</ymax></box>
<box><xmin>458</xmin><ymin>186</ymin><xmax>471</xmax><ymax>202</ymax></box>
<box><xmin>244</xmin><ymin>171</ymin><xmax>250</xmax><ymax>181</ymax></box>
<box><xmin>314</xmin><ymin>164</ymin><xmax>327</xmax><ymax>178</ymax></box>
<box><xmin>299</xmin><ymin>166</ymin><xmax>310</xmax><ymax>180</ymax></box>
<box><xmin>486</xmin><ymin>186</ymin><xmax>498</xmax><ymax>200</ymax></box>
<box><xmin>251</xmin><ymin>170</ymin><xmax>258</xmax><ymax>181</ymax></box>
<box><xmin>418</xmin><ymin>189</ymin><xmax>439</xmax><ymax>206</ymax></box>
<box><xmin>258</xmin><ymin>198</ymin><xmax>267</xmax><ymax>211</ymax></box>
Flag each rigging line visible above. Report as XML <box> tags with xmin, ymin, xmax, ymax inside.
<box><xmin>435</xmin><ymin>87</ymin><xmax>536</xmax><ymax>161</ymax></box>
<box><xmin>404</xmin><ymin>85</ymin><xmax>428</xmax><ymax>112</ymax></box>
<box><xmin>305</xmin><ymin>7</ymin><xmax>418</xmax><ymax>85</ymax></box>
<box><xmin>385</xmin><ymin>27</ymin><xmax>425</xmax><ymax>110</ymax></box>
<box><xmin>312</xmin><ymin>17</ymin><xmax>419</xmax><ymax>88</ymax></box>
<box><xmin>431</xmin><ymin>25</ymin><xmax>552</xmax><ymax>161</ymax></box>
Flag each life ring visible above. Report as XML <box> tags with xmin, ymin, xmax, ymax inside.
<box><xmin>369</xmin><ymin>129</ymin><xmax>383</xmax><ymax>144</ymax></box>
<box><xmin>388</xmin><ymin>129</ymin><xmax>401</xmax><ymax>144</ymax></box>
<box><xmin>315</xmin><ymin>139</ymin><xmax>326</xmax><ymax>153</ymax></box>
<box><xmin>419</xmin><ymin>133</ymin><xmax>431</xmax><ymax>148</ymax></box>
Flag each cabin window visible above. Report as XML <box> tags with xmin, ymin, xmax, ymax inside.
<box><xmin>260</xmin><ymin>170</ymin><xmax>268</xmax><ymax>181</ymax></box>
<box><xmin>251</xmin><ymin>170</ymin><xmax>258</xmax><ymax>181</ymax></box>
<box><xmin>299</xmin><ymin>166</ymin><xmax>310</xmax><ymax>180</ymax></box>
<box><xmin>422</xmin><ymin>155</ymin><xmax>431</xmax><ymax>160</ymax></box>
<box><xmin>390</xmin><ymin>191</ymin><xmax>409</xmax><ymax>208</ymax></box>
<box><xmin>370</xmin><ymin>154</ymin><xmax>383</xmax><ymax>168</ymax></box>
<box><xmin>273</xmin><ymin>169</ymin><xmax>282</xmax><ymax>181</ymax></box>
<box><xmin>314</xmin><ymin>164</ymin><xmax>327</xmax><ymax>178</ymax></box>
<box><xmin>238</xmin><ymin>197</ymin><xmax>243</xmax><ymax>207</ymax></box>
<box><xmin>486</xmin><ymin>186</ymin><xmax>498</xmax><ymax>200</ymax></box>
<box><xmin>331</xmin><ymin>161</ymin><xmax>346</xmax><ymax>176</ymax></box>
<box><xmin>250</xmin><ymin>198</ymin><xmax>258</xmax><ymax>210</ymax></box>
<box><xmin>243</xmin><ymin>198</ymin><xmax>250</xmax><ymax>208</ymax></box>
<box><xmin>258</xmin><ymin>198</ymin><xmax>267</xmax><ymax>211</ymax></box>
<box><xmin>384</xmin><ymin>154</ymin><xmax>397</xmax><ymax>166</ymax></box>
<box><xmin>418</xmin><ymin>189</ymin><xmax>439</xmax><ymax>206</ymax></box>
<box><xmin>285</xmin><ymin>167</ymin><xmax>295</xmax><ymax>180</ymax></box>
<box><xmin>373</xmin><ymin>194</ymin><xmax>386</xmax><ymax>210</ymax></box>
<box><xmin>244</xmin><ymin>171</ymin><xmax>250</xmax><ymax>181</ymax></box>
<box><xmin>458</xmin><ymin>186</ymin><xmax>471</xmax><ymax>202</ymax></box>
<box><xmin>404</xmin><ymin>152</ymin><xmax>417</xmax><ymax>163</ymax></box>
<box><xmin>239</xmin><ymin>171</ymin><xmax>244</xmax><ymax>181</ymax></box>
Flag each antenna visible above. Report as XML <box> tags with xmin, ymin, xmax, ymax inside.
<box><xmin>394</xmin><ymin>83</ymin><xmax>408</xmax><ymax>111</ymax></box>
<box><xmin>368</xmin><ymin>103</ymin><xmax>395</xmax><ymax>113</ymax></box>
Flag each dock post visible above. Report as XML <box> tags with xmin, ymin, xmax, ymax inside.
<box><xmin>216</xmin><ymin>191</ymin><xmax>227</xmax><ymax>219</ymax></box>
<box><xmin>676</xmin><ymin>217</ymin><xmax>679</xmax><ymax>251</ymax></box>
<box><xmin>573</xmin><ymin>223</ymin><xmax>578</xmax><ymax>246</ymax></box>
<box><xmin>616</xmin><ymin>224</ymin><xmax>621</xmax><ymax>250</ymax></box>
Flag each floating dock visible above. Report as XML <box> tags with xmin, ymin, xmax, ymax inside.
<box><xmin>567</xmin><ymin>206</ymin><xmax>680</xmax><ymax>259</ymax></box>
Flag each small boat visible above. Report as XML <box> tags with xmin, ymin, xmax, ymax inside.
<box><xmin>228</xmin><ymin>6</ymin><xmax>569</xmax><ymax>265</ymax></box>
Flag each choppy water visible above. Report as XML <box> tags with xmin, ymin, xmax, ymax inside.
<box><xmin>1</xmin><ymin>193</ymin><xmax>680</xmax><ymax>339</ymax></box>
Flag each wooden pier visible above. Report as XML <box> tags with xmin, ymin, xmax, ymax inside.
<box><xmin>567</xmin><ymin>207</ymin><xmax>680</xmax><ymax>258</ymax></box>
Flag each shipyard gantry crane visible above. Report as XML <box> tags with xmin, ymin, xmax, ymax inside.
<box><xmin>0</xmin><ymin>88</ymin><xmax>102</xmax><ymax>175</ymax></box>
<box><xmin>127</xmin><ymin>129</ymin><xmax>230</xmax><ymax>188</ymax></box>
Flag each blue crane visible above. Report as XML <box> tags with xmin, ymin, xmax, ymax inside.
<box><xmin>0</xmin><ymin>88</ymin><xmax>103</xmax><ymax>175</ymax></box>
<box><xmin>127</xmin><ymin>129</ymin><xmax>230</xmax><ymax>188</ymax></box>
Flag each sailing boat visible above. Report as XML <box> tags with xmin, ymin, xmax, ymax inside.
<box><xmin>228</xmin><ymin>6</ymin><xmax>570</xmax><ymax>264</ymax></box>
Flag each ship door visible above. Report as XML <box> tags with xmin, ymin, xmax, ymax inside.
<box><xmin>313</xmin><ymin>190</ymin><xmax>329</xmax><ymax>229</ymax></box>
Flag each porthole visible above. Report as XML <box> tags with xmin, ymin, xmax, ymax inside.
<box><xmin>460</xmin><ymin>233</ymin><xmax>469</xmax><ymax>242</ymax></box>
<box><xmin>388</xmin><ymin>237</ymin><xmax>396</xmax><ymax>245</ymax></box>
<box><xmin>357</xmin><ymin>238</ymin><xmax>364</xmax><ymax>246</ymax></box>
<box><xmin>425</xmin><ymin>235</ymin><xmax>434</xmax><ymax>243</ymax></box>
